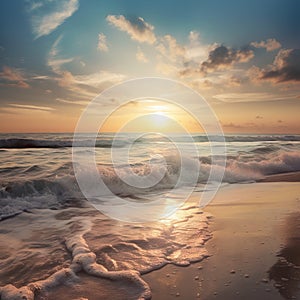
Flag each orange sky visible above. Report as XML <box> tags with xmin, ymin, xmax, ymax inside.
<box><xmin>1</xmin><ymin>2</ymin><xmax>299</xmax><ymax>134</ymax></box>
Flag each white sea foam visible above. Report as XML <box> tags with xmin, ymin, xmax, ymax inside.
<box><xmin>0</xmin><ymin>201</ymin><xmax>210</xmax><ymax>299</ymax></box>
<box><xmin>1</xmin><ymin>148</ymin><xmax>300</xmax><ymax>220</ymax></box>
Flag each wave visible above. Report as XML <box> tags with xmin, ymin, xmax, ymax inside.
<box><xmin>1</xmin><ymin>150</ymin><xmax>300</xmax><ymax>220</ymax></box>
<box><xmin>1</xmin><ymin>134</ymin><xmax>300</xmax><ymax>148</ymax></box>
<box><xmin>220</xmin><ymin>150</ymin><xmax>300</xmax><ymax>183</ymax></box>
<box><xmin>248</xmin><ymin>145</ymin><xmax>280</xmax><ymax>154</ymax></box>
<box><xmin>0</xmin><ymin>175</ymin><xmax>81</xmax><ymax>220</ymax></box>
<box><xmin>223</xmin><ymin>135</ymin><xmax>300</xmax><ymax>142</ymax></box>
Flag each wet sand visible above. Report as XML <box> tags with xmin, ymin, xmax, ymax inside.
<box><xmin>144</xmin><ymin>181</ymin><xmax>300</xmax><ymax>299</ymax></box>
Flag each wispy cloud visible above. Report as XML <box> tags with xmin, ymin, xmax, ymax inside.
<box><xmin>185</xmin><ymin>31</ymin><xmax>210</xmax><ymax>62</ymax></box>
<box><xmin>213</xmin><ymin>92</ymin><xmax>297</xmax><ymax>103</ymax></box>
<box><xmin>30</xmin><ymin>0</ymin><xmax>79</xmax><ymax>39</ymax></box>
<box><xmin>46</xmin><ymin>36</ymin><xmax>126</xmax><ymax>100</ymax></box>
<box><xmin>221</xmin><ymin>122</ymin><xmax>245</xmax><ymax>129</ymax></box>
<box><xmin>155</xmin><ymin>61</ymin><xmax>179</xmax><ymax>76</ymax></box>
<box><xmin>251</xmin><ymin>38</ymin><xmax>281</xmax><ymax>52</ymax></box>
<box><xmin>57</xmin><ymin>69</ymin><xmax>126</xmax><ymax>100</ymax></box>
<box><xmin>27</xmin><ymin>1</ymin><xmax>44</xmax><ymax>12</ymax></box>
<box><xmin>97</xmin><ymin>33</ymin><xmax>108</xmax><ymax>52</ymax></box>
<box><xmin>9</xmin><ymin>104</ymin><xmax>55</xmax><ymax>111</ymax></box>
<box><xmin>106</xmin><ymin>15</ymin><xmax>156</xmax><ymax>44</ymax></box>
<box><xmin>69</xmin><ymin>70</ymin><xmax>126</xmax><ymax>88</ymax></box>
<box><xmin>136</xmin><ymin>46</ymin><xmax>148</xmax><ymax>63</ymax></box>
<box><xmin>47</xmin><ymin>35</ymin><xmax>74</xmax><ymax>73</ymax></box>
<box><xmin>56</xmin><ymin>98</ymin><xmax>90</xmax><ymax>106</ymax></box>
<box><xmin>0</xmin><ymin>66</ymin><xmax>30</xmax><ymax>88</ymax></box>
<box><xmin>156</xmin><ymin>35</ymin><xmax>185</xmax><ymax>62</ymax></box>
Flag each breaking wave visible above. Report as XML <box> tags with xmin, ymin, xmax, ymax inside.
<box><xmin>1</xmin><ymin>149</ymin><xmax>300</xmax><ymax>220</ymax></box>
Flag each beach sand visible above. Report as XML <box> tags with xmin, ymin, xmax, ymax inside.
<box><xmin>144</xmin><ymin>180</ymin><xmax>300</xmax><ymax>299</ymax></box>
<box><xmin>1</xmin><ymin>175</ymin><xmax>299</xmax><ymax>299</ymax></box>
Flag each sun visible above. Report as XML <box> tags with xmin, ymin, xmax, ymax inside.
<box><xmin>99</xmin><ymin>99</ymin><xmax>204</xmax><ymax>133</ymax></box>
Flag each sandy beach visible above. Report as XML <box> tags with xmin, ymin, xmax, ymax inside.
<box><xmin>144</xmin><ymin>180</ymin><xmax>300</xmax><ymax>300</ymax></box>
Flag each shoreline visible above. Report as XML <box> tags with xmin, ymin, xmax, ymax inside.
<box><xmin>143</xmin><ymin>182</ymin><xmax>300</xmax><ymax>299</ymax></box>
<box><xmin>1</xmin><ymin>174</ymin><xmax>300</xmax><ymax>299</ymax></box>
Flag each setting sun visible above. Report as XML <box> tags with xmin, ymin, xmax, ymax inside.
<box><xmin>99</xmin><ymin>99</ymin><xmax>204</xmax><ymax>133</ymax></box>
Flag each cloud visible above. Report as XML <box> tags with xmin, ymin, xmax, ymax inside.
<box><xmin>259</xmin><ymin>49</ymin><xmax>300</xmax><ymax>83</ymax></box>
<box><xmin>30</xmin><ymin>0</ymin><xmax>79</xmax><ymax>39</ymax></box>
<box><xmin>156</xmin><ymin>35</ymin><xmax>185</xmax><ymax>62</ymax></box>
<box><xmin>190</xmin><ymin>78</ymin><xmax>213</xmax><ymax>90</ymax></box>
<box><xmin>247</xmin><ymin>65</ymin><xmax>263</xmax><ymax>84</ymax></box>
<box><xmin>70</xmin><ymin>71</ymin><xmax>126</xmax><ymax>88</ymax></box>
<box><xmin>45</xmin><ymin>38</ymin><xmax>121</xmax><ymax>100</ymax></box>
<box><xmin>58</xmin><ymin>71</ymin><xmax>76</xmax><ymax>87</ymax></box>
<box><xmin>213</xmin><ymin>92</ymin><xmax>297</xmax><ymax>103</ymax></box>
<box><xmin>153</xmin><ymin>34</ymin><xmax>189</xmax><ymax>76</ymax></box>
<box><xmin>228</xmin><ymin>75</ymin><xmax>242</xmax><ymax>87</ymax></box>
<box><xmin>32</xmin><ymin>75</ymin><xmax>52</xmax><ymax>80</ymax></box>
<box><xmin>221</xmin><ymin>122</ymin><xmax>244</xmax><ymax>129</ymax></box>
<box><xmin>28</xmin><ymin>1</ymin><xmax>44</xmax><ymax>12</ymax></box>
<box><xmin>46</xmin><ymin>36</ymin><xmax>126</xmax><ymax>99</ymax></box>
<box><xmin>57</xmin><ymin>69</ymin><xmax>126</xmax><ymax>100</ymax></box>
<box><xmin>188</xmin><ymin>31</ymin><xmax>200</xmax><ymax>44</ymax></box>
<box><xmin>56</xmin><ymin>98</ymin><xmax>90</xmax><ymax>106</ymax></box>
<box><xmin>97</xmin><ymin>33</ymin><xmax>108</xmax><ymax>52</ymax></box>
<box><xmin>0</xmin><ymin>66</ymin><xmax>30</xmax><ymax>88</ymax></box>
<box><xmin>185</xmin><ymin>31</ymin><xmax>209</xmax><ymax>61</ymax></box>
<box><xmin>47</xmin><ymin>35</ymin><xmax>74</xmax><ymax>73</ymax></box>
<box><xmin>106</xmin><ymin>15</ymin><xmax>156</xmax><ymax>44</ymax></box>
<box><xmin>179</xmin><ymin>44</ymin><xmax>254</xmax><ymax>78</ymax></box>
<box><xmin>251</xmin><ymin>38</ymin><xmax>281</xmax><ymax>52</ymax></box>
<box><xmin>155</xmin><ymin>61</ymin><xmax>179</xmax><ymax>75</ymax></box>
<box><xmin>0</xmin><ymin>66</ymin><xmax>25</xmax><ymax>81</ymax></box>
<box><xmin>9</xmin><ymin>104</ymin><xmax>55</xmax><ymax>112</ymax></box>
<box><xmin>202</xmin><ymin>45</ymin><xmax>254</xmax><ymax>72</ymax></box>
<box><xmin>48</xmin><ymin>57</ymin><xmax>74</xmax><ymax>74</ymax></box>
<box><xmin>136</xmin><ymin>46</ymin><xmax>148</xmax><ymax>63</ymax></box>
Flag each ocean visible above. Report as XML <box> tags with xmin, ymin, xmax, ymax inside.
<box><xmin>0</xmin><ymin>133</ymin><xmax>300</xmax><ymax>299</ymax></box>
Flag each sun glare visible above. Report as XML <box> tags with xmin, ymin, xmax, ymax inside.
<box><xmin>99</xmin><ymin>99</ymin><xmax>203</xmax><ymax>133</ymax></box>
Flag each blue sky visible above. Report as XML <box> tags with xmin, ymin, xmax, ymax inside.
<box><xmin>0</xmin><ymin>0</ymin><xmax>299</xmax><ymax>133</ymax></box>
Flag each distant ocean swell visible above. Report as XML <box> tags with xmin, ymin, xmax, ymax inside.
<box><xmin>0</xmin><ymin>138</ymin><xmax>128</xmax><ymax>149</ymax></box>
<box><xmin>1</xmin><ymin>134</ymin><xmax>300</xmax><ymax>148</ymax></box>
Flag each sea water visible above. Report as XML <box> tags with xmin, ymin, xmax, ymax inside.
<box><xmin>0</xmin><ymin>133</ymin><xmax>300</xmax><ymax>299</ymax></box>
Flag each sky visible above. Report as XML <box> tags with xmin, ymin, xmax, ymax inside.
<box><xmin>0</xmin><ymin>0</ymin><xmax>299</xmax><ymax>133</ymax></box>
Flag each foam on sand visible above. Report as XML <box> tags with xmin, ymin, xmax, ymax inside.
<box><xmin>0</xmin><ymin>216</ymin><xmax>150</xmax><ymax>300</ymax></box>
<box><xmin>0</xmin><ymin>201</ymin><xmax>211</xmax><ymax>300</ymax></box>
